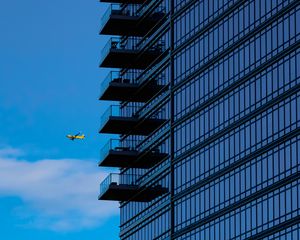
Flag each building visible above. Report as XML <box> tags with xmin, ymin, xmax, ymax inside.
<box><xmin>98</xmin><ymin>0</ymin><xmax>300</xmax><ymax>239</ymax></box>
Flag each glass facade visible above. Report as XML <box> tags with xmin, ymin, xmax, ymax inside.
<box><xmin>98</xmin><ymin>0</ymin><xmax>300</xmax><ymax>239</ymax></box>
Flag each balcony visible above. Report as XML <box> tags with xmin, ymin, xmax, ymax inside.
<box><xmin>99</xmin><ymin>139</ymin><xmax>168</xmax><ymax>168</ymax></box>
<box><xmin>99</xmin><ymin>105</ymin><xmax>166</xmax><ymax>135</ymax></box>
<box><xmin>99</xmin><ymin>37</ymin><xmax>165</xmax><ymax>69</ymax></box>
<box><xmin>99</xmin><ymin>71</ymin><xmax>166</xmax><ymax>102</ymax></box>
<box><xmin>98</xmin><ymin>173</ymin><xmax>168</xmax><ymax>202</ymax></box>
<box><xmin>99</xmin><ymin>5</ymin><xmax>165</xmax><ymax>36</ymax></box>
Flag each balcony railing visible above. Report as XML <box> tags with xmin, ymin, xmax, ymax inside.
<box><xmin>100</xmin><ymin>71</ymin><xmax>118</xmax><ymax>100</ymax></box>
<box><xmin>99</xmin><ymin>104</ymin><xmax>166</xmax><ymax>135</ymax></box>
<box><xmin>99</xmin><ymin>71</ymin><xmax>135</xmax><ymax>100</ymax></box>
<box><xmin>100</xmin><ymin>138</ymin><xmax>138</xmax><ymax>161</ymax></box>
<box><xmin>100</xmin><ymin>37</ymin><xmax>126</xmax><ymax>66</ymax></box>
<box><xmin>99</xmin><ymin>3</ymin><xmax>166</xmax><ymax>36</ymax></box>
<box><xmin>99</xmin><ymin>173</ymin><xmax>168</xmax><ymax>201</ymax></box>
<box><xmin>100</xmin><ymin>173</ymin><xmax>140</xmax><ymax>196</ymax></box>
<box><xmin>101</xmin><ymin>71</ymin><xmax>140</xmax><ymax>91</ymax></box>
<box><xmin>101</xmin><ymin>104</ymin><xmax>166</xmax><ymax>127</ymax></box>
<box><xmin>101</xmin><ymin>4</ymin><xmax>123</xmax><ymax>29</ymax></box>
<box><xmin>99</xmin><ymin>37</ymin><xmax>166</xmax><ymax>69</ymax></box>
<box><xmin>99</xmin><ymin>137</ymin><xmax>168</xmax><ymax>168</ymax></box>
<box><xmin>99</xmin><ymin>70</ymin><xmax>167</xmax><ymax>102</ymax></box>
<box><xmin>100</xmin><ymin>105</ymin><xmax>138</xmax><ymax>128</ymax></box>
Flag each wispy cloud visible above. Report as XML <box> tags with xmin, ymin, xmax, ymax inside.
<box><xmin>0</xmin><ymin>147</ymin><xmax>118</xmax><ymax>231</ymax></box>
<box><xmin>0</xmin><ymin>146</ymin><xmax>24</xmax><ymax>157</ymax></box>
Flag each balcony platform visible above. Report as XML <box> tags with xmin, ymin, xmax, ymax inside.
<box><xmin>99</xmin><ymin>116</ymin><xmax>166</xmax><ymax>135</ymax></box>
<box><xmin>100</xmin><ymin>48</ymin><xmax>163</xmax><ymax>69</ymax></box>
<box><xmin>98</xmin><ymin>183</ymin><xmax>168</xmax><ymax>202</ymax></box>
<box><xmin>99</xmin><ymin>149</ymin><xmax>168</xmax><ymax>168</ymax></box>
<box><xmin>100</xmin><ymin>11</ymin><xmax>165</xmax><ymax>36</ymax></box>
<box><xmin>99</xmin><ymin>80</ymin><xmax>166</xmax><ymax>102</ymax></box>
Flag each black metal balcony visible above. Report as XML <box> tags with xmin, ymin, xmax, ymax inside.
<box><xmin>98</xmin><ymin>173</ymin><xmax>168</xmax><ymax>202</ymax></box>
<box><xmin>99</xmin><ymin>71</ymin><xmax>166</xmax><ymax>102</ymax></box>
<box><xmin>100</xmin><ymin>5</ymin><xmax>165</xmax><ymax>36</ymax></box>
<box><xmin>99</xmin><ymin>105</ymin><xmax>166</xmax><ymax>135</ymax></box>
<box><xmin>99</xmin><ymin>37</ymin><xmax>164</xmax><ymax>69</ymax></box>
<box><xmin>99</xmin><ymin>139</ymin><xmax>168</xmax><ymax>168</ymax></box>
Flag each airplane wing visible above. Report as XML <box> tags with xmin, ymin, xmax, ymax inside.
<box><xmin>66</xmin><ymin>135</ymin><xmax>75</xmax><ymax>140</ymax></box>
<box><xmin>67</xmin><ymin>133</ymin><xmax>83</xmax><ymax>141</ymax></box>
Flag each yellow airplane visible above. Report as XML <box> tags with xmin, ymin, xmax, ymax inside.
<box><xmin>66</xmin><ymin>132</ymin><xmax>85</xmax><ymax>141</ymax></box>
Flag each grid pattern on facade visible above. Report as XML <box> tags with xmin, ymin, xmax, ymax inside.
<box><xmin>97</xmin><ymin>0</ymin><xmax>300</xmax><ymax>239</ymax></box>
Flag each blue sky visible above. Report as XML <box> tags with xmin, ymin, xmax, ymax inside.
<box><xmin>0</xmin><ymin>0</ymin><xmax>119</xmax><ymax>239</ymax></box>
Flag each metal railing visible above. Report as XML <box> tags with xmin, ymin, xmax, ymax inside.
<box><xmin>100</xmin><ymin>37</ymin><xmax>126</xmax><ymax>65</ymax></box>
<box><xmin>99</xmin><ymin>68</ymin><xmax>166</xmax><ymax>102</ymax></box>
<box><xmin>100</xmin><ymin>138</ymin><xmax>139</xmax><ymax>160</ymax></box>
<box><xmin>101</xmin><ymin>2</ymin><xmax>165</xmax><ymax>27</ymax></box>
<box><xmin>100</xmin><ymin>4</ymin><xmax>132</xmax><ymax>31</ymax></box>
<box><xmin>100</xmin><ymin>103</ymin><xmax>167</xmax><ymax>136</ymax></box>
<box><xmin>100</xmin><ymin>71</ymin><xmax>134</xmax><ymax>98</ymax></box>
<box><xmin>100</xmin><ymin>35</ymin><xmax>166</xmax><ymax>67</ymax></box>
<box><xmin>100</xmin><ymin>173</ymin><xmax>141</xmax><ymax>196</ymax></box>
<box><xmin>100</xmin><ymin>105</ymin><xmax>140</xmax><ymax>128</ymax></box>
<box><xmin>101</xmin><ymin>105</ymin><xmax>120</xmax><ymax>125</ymax></box>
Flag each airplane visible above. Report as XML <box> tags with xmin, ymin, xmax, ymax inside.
<box><xmin>66</xmin><ymin>132</ymin><xmax>85</xmax><ymax>141</ymax></box>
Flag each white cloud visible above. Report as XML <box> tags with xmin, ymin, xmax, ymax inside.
<box><xmin>0</xmin><ymin>147</ymin><xmax>119</xmax><ymax>231</ymax></box>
